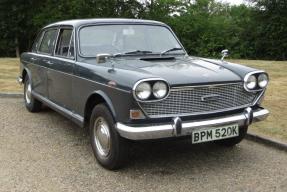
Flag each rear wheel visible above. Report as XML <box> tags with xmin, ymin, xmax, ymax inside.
<box><xmin>24</xmin><ymin>75</ymin><xmax>42</xmax><ymax>112</ymax></box>
<box><xmin>216</xmin><ymin>126</ymin><xmax>248</xmax><ymax>147</ymax></box>
<box><xmin>89</xmin><ymin>104</ymin><xmax>128</xmax><ymax>170</ymax></box>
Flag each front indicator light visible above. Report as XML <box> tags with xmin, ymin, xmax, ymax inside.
<box><xmin>130</xmin><ymin>109</ymin><xmax>145</xmax><ymax>119</ymax></box>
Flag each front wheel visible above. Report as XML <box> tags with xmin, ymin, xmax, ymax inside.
<box><xmin>216</xmin><ymin>126</ymin><xmax>248</xmax><ymax>147</ymax></box>
<box><xmin>89</xmin><ymin>104</ymin><xmax>128</xmax><ymax>170</ymax></box>
<box><xmin>24</xmin><ymin>75</ymin><xmax>42</xmax><ymax>112</ymax></box>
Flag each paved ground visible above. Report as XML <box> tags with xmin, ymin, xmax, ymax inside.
<box><xmin>0</xmin><ymin>98</ymin><xmax>287</xmax><ymax>192</ymax></box>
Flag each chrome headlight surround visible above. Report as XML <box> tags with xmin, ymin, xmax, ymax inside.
<box><xmin>133</xmin><ymin>78</ymin><xmax>170</xmax><ymax>102</ymax></box>
<box><xmin>244</xmin><ymin>71</ymin><xmax>269</xmax><ymax>92</ymax></box>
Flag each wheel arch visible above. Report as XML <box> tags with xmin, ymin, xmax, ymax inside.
<box><xmin>22</xmin><ymin>67</ymin><xmax>32</xmax><ymax>82</ymax></box>
<box><xmin>84</xmin><ymin>90</ymin><xmax>116</xmax><ymax>127</ymax></box>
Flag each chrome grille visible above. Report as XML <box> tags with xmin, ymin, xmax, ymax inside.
<box><xmin>139</xmin><ymin>83</ymin><xmax>260</xmax><ymax>118</ymax></box>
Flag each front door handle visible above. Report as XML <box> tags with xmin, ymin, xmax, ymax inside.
<box><xmin>43</xmin><ymin>60</ymin><xmax>54</xmax><ymax>65</ymax></box>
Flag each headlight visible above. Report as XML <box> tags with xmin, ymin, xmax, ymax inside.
<box><xmin>153</xmin><ymin>81</ymin><xmax>168</xmax><ymax>99</ymax></box>
<box><xmin>135</xmin><ymin>82</ymin><xmax>151</xmax><ymax>100</ymax></box>
<box><xmin>258</xmin><ymin>73</ymin><xmax>268</xmax><ymax>88</ymax></box>
<box><xmin>245</xmin><ymin>75</ymin><xmax>257</xmax><ymax>90</ymax></box>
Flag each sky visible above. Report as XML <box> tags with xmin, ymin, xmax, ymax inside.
<box><xmin>218</xmin><ymin>0</ymin><xmax>246</xmax><ymax>5</ymax></box>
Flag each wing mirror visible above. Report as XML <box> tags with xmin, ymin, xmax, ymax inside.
<box><xmin>221</xmin><ymin>49</ymin><xmax>229</xmax><ymax>61</ymax></box>
<box><xmin>96</xmin><ymin>53</ymin><xmax>112</xmax><ymax>63</ymax></box>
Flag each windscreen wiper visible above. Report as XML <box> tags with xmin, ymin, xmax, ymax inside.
<box><xmin>114</xmin><ymin>50</ymin><xmax>153</xmax><ymax>57</ymax></box>
<box><xmin>160</xmin><ymin>47</ymin><xmax>184</xmax><ymax>55</ymax></box>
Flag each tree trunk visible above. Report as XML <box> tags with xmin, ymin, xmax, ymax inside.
<box><xmin>15</xmin><ymin>37</ymin><xmax>20</xmax><ymax>58</ymax></box>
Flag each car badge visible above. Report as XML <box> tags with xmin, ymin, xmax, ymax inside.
<box><xmin>201</xmin><ymin>94</ymin><xmax>221</xmax><ymax>102</ymax></box>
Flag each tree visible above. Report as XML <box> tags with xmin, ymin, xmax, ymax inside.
<box><xmin>0</xmin><ymin>0</ymin><xmax>286</xmax><ymax>60</ymax></box>
<box><xmin>251</xmin><ymin>0</ymin><xmax>287</xmax><ymax>60</ymax></box>
<box><xmin>0</xmin><ymin>0</ymin><xmax>44</xmax><ymax>57</ymax></box>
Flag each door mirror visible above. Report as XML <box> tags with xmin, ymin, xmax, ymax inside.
<box><xmin>221</xmin><ymin>49</ymin><xmax>229</xmax><ymax>61</ymax></box>
<box><xmin>96</xmin><ymin>53</ymin><xmax>112</xmax><ymax>63</ymax></box>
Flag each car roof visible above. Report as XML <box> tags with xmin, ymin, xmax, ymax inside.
<box><xmin>43</xmin><ymin>18</ymin><xmax>166</xmax><ymax>29</ymax></box>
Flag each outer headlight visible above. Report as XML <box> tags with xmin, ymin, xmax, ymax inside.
<box><xmin>245</xmin><ymin>75</ymin><xmax>257</xmax><ymax>90</ymax></box>
<box><xmin>135</xmin><ymin>82</ymin><xmax>151</xmax><ymax>100</ymax></box>
<box><xmin>153</xmin><ymin>81</ymin><xmax>168</xmax><ymax>99</ymax></box>
<box><xmin>258</xmin><ymin>73</ymin><xmax>268</xmax><ymax>88</ymax></box>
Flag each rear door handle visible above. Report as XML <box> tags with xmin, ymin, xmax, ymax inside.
<box><xmin>43</xmin><ymin>60</ymin><xmax>53</xmax><ymax>65</ymax></box>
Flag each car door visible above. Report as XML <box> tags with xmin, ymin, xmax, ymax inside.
<box><xmin>47</xmin><ymin>26</ymin><xmax>75</xmax><ymax>110</ymax></box>
<box><xmin>33</xmin><ymin>28</ymin><xmax>58</xmax><ymax>97</ymax></box>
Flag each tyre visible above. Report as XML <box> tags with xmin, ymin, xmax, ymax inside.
<box><xmin>216</xmin><ymin>126</ymin><xmax>248</xmax><ymax>147</ymax></box>
<box><xmin>24</xmin><ymin>75</ymin><xmax>42</xmax><ymax>112</ymax></box>
<box><xmin>89</xmin><ymin>104</ymin><xmax>128</xmax><ymax>170</ymax></box>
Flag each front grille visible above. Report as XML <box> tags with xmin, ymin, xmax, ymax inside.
<box><xmin>139</xmin><ymin>83</ymin><xmax>260</xmax><ymax>118</ymax></box>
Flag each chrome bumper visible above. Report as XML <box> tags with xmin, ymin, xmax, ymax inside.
<box><xmin>17</xmin><ymin>76</ymin><xmax>23</xmax><ymax>84</ymax></box>
<box><xmin>116</xmin><ymin>107</ymin><xmax>269</xmax><ymax>140</ymax></box>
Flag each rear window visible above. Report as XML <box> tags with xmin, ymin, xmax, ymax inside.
<box><xmin>55</xmin><ymin>28</ymin><xmax>74</xmax><ymax>58</ymax></box>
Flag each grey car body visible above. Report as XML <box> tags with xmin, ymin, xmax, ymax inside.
<box><xmin>19</xmin><ymin>19</ymin><xmax>269</xmax><ymax>169</ymax></box>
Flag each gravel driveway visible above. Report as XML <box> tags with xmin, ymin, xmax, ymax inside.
<box><xmin>0</xmin><ymin>98</ymin><xmax>287</xmax><ymax>192</ymax></box>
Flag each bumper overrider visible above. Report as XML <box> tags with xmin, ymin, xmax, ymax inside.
<box><xmin>116</xmin><ymin>107</ymin><xmax>269</xmax><ymax>140</ymax></box>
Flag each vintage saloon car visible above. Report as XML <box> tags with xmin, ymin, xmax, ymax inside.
<box><xmin>19</xmin><ymin>19</ymin><xmax>269</xmax><ymax>169</ymax></box>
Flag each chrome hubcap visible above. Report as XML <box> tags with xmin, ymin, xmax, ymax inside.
<box><xmin>93</xmin><ymin>117</ymin><xmax>111</xmax><ymax>157</ymax></box>
<box><xmin>25</xmin><ymin>81</ymin><xmax>32</xmax><ymax>104</ymax></box>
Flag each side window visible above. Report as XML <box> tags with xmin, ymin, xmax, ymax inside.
<box><xmin>38</xmin><ymin>29</ymin><xmax>58</xmax><ymax>54</ymax></box>
<box><xmin>55</xmin><ymin>28</ymin><xmax>74</xmax><ymax>58</ymax></box>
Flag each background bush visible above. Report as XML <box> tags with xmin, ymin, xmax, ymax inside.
<box><xmin>0</xmin><ymin>0</ymin><xmax>286</xmax><ymax>60</ymax></box>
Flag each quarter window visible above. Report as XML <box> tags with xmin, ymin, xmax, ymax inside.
<box><xmin>55</xmin><ymin>28</ymin><xmax>74</xmax><ymax>58</ymax></box>
<box><xmin>38</xmin><ymin>29</ymin><xmax>58</xmax><ymax>54</ymax></box>
<box><xmin>32</xmin><ymin>31</ymin><xmax>44</xmax><ymax>53</ymax></box>
<box><xmin>68</xmin><ymin>32</ymin><xmax>74</xmax><ymax>58</ymax></box>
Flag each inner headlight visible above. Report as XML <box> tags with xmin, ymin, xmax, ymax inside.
<box><xmin>153</xmin><ymin>81</ymin><xmax>168</xmax><ymax>99</ymax></box>
<box><xmin>258</xmin><ymin>73</ymin><xmax>268</xmax><ymax>88</ymax></box>
<box><xmin>135</xmin><ymin>82</ymin><xmax>151</xmax><ymax>100</ymax></box>
<box><xmin>245</xmin><ymin>75</ymin><xmax>257</xmax><ymax>90</ymax></box>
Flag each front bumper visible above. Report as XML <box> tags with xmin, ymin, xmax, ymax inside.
<box><xmin>116</xmin><ymin>107</ymin><xmax>269</xmax><ymax>140</ymax></box>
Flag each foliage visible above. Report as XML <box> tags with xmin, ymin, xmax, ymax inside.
<box><xmin>0</xmin><ymin>0</ymin><xmax>286</xmax><ymax>60</ymax></box>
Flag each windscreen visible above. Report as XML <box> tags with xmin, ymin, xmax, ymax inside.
<box><xmin>79</xmin><ymin>25</ymin><xmax>183</xmax><ymax>56</ymax></box>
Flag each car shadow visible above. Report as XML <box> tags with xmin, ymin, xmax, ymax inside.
<box><xmin>39</xmin><ymin>106</ymin><xmax>251</xmax><ymax>174</ymax></box>
<box><xmin>122</xmin><ymin>138</ymin><xmax>246</xmax><ymax>172</ymax></box>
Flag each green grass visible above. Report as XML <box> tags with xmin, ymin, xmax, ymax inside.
<box><xmin>0</xmin><ymin>58</ymin><xmax>286</xmax><ymax>142</ymax></box>
<box><xmin>0</xmin><ymin>58</ymin><xmax>21</xmax><ymax>92</ymax></box>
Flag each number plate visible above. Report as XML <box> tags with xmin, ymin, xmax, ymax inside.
<box><xmin>192</xmin><ymin>124</ymin><xmax>239</xmax><ymax>144</ymax></box>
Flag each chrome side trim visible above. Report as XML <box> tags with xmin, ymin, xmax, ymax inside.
<box><xmin>32</xmin><ymin>91</ymin><xmax>84</xmax><ymax>127</ymax></box>
<box><xmin>116</xmin><ymin>107</ymin><xmax>269</xmax><ymax>140</ymax></box>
